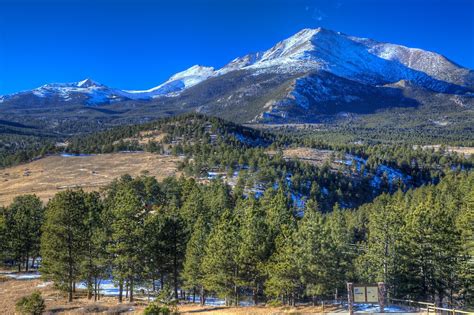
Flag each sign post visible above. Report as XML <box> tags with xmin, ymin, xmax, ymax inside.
<box><xmin>378</xmin><ymin>282</ymin><xmax>386</xmax><ymax>313</ymax></box>
<box><xmin>347</xmin><ymin>282</ymin><xmax>354</xmax><ymax>315</ymax></box>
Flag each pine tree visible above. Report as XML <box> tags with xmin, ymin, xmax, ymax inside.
<box><xmin>108</xmin><ymin>185</ymin><xmax>147</xmax><ymax>302</ymax></box>
<box><xmin>40</xmin><ymin>190</ymin><xmax>88</xmax><ymax>302</ymax></box>
<box><xmin>357</xmin><ymin>192</ymin><xmax>405</xmax><ymax>295</ymax></box>
<box><xmin>0</xmin><ymin>207</ymin><xmax>7</xmax><ymax>262</ymax></box>
<box><xmin>201</xmin><ymin>209</ymin><xmax>240</xmax><ymax>305</ymax></box>
<box><xmin>296</xmin><ymin>199</ymin><xmax>330</xmax><ymax>303</ymax></box>
<box><xmin>325</xmin><ymin>204</ymin><xmax>355</xmax><ymax>298</ymax></box>
<box><xmin>265</xmin><ymin>224</ymin><xmax>300</xmax><ymax>306</ymax></box>
<box><xmin>455</xmin><ymin>174</ymin><xmax>474</xmax><ymax>306</ymax></box>
<box><xmin>260</xmin><ymin>187</ymin><xmax>292</xmax><ymax>250</ymax></box>
<box><xmin>5</xmin><ymin>195</ymin><xmax>43</xmax><ymax>271</ymax></box>
<box><xmin>399</xmin><ymin>186</ymin><xmax>465</xmax><ymax>303</ymax></box>
<box><xmin>159</xmin><ymin>205</ymin><xmax>188</xmax><ymax>299</ymax></box>
<box><xmin>182</xmin><ymin>216</ymin><xmax>209</xmax><ymax>305</ymax></box>
<box><xmin>144</xmin><ymin>209</ymin><xmax>167</xmax><ymax>293</ymax></box>
<box><xmin>237</xmin><ymin>196</ymin><xmax>270</xmax><ymax>305</ymax></box>
<box><xmin>80</xmin><ymin>192</ymin><xmax>108</xmax><ymax>300</ymax></box>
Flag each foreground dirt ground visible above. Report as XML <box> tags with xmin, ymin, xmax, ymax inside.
<box><xmin>178</xmin><ymin>304</ymin><xmax>342</xmax><ymax>314</ymax></box>
<box><xmin>0</xmin><ymin>274</ymin><xmax>144</xmax><ymax>314</ymax></box>
<box><xmin>0</xmin><ymin>272</ymin><xmax>344</xmax><ymax>314</ymax></box>
<box><xmin>0</xmin><ymin>152</ymin><xmax>181</xmax><ymax>206</ymax></box>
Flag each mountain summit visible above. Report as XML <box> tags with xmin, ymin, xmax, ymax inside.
<box><xmin>216</xmin><ymin>27</ymin><xmax>473</xmax><ymax>92</ymax></box>
<box><xmin>0</xmin><ymin>28</ymin><xmax>472</xmax><ymax>127</ymax></box>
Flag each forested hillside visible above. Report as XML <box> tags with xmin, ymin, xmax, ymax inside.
<box><xmin>1</xmin><ymin>171</ymin><xmax>472</xmax><ymax>308</ymax></box>
<box><xmin>0</xmin><ymin>113</ymin><xmax>469</xmax><ymax>211</ymax></box>
<box><xmin>61</xmin><ymin>114</ymin><xmax>473</xmax><ymax>211</ymax></box>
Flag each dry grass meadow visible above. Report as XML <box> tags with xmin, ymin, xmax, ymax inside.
<box><xmin>0</xmin><ymin>152</ymin><xmax>181</xmax><ymax>206</ymax></box>
<box><xmin>0</xmin><ymin>273</ymin><xmax>144</xmax><ymax>314</ymax></box>
<box><xmin>281</xmin><ymin>148</ymin><xmax>335</xmax><ymax>167</ymax></box>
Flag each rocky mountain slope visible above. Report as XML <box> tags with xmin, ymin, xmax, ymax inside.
<box><xmin>0</xmin><ymin>28</ymin><xmax>472</xmax><ymax>131</ymax></box>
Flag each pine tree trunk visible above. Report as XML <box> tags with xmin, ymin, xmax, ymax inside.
<box><xmin>200</xmin><ymin>286</ymin><xmax>205</xmax><ymax>306</ymax></box>
<box><xmin>68</xmin><ymin>281</ymin><xmax>73</xmax><ymax>302</ymax></box>
<box><xmin>234</xmin><ymin>284</ymin><xmax>239</xmax><ymax>306</ymax></box>
<box><xmin>68</xmin><ymin>260</ymin><xmax>73</xmax><ymax>302</ymax></box>
<box><xmin>173</xmin><ymin>252</ymin><xmax>178</xmax><ymax>299</ymax></box>
<box><xmin>129</xmin><ymin>278</ymin><xmax>134</xmax><ymax>302</ymax></box>
<box><xmin>125</xmin><ymin>281</ymin><xmax>128</xmax><ymax>299</ymax></box>
<box><xmin>94</xmin><ymin>278</ymin><xmax>98</xmax><ymax>301</ymax></box>
<box><xmin>25</xmin><ymin>253</ymin><xmax>29</xmax><ymax>272</ymax></box>
<box><xmin>87</xmin><ymin>283</ymin><xmax>92</xmax><ymax>300</ymax></box>
<box><xmin>118</xmin><ymin>281</ymin><xmax>123</xmax><ymax>303</ymax></box>
<box><xmin>253</xmin><ymin>288</ymin><xmax>257</xmax><ymax>305</ymax></box>
<box><xmin>98</xmin><ymin>279</ymin><xmax>102</xmax><ymax>300</ymax></box>
<box><xmin>193</xmin><ymin>288</ymin><xmax>196</xmax><ymax>303</ymax></box>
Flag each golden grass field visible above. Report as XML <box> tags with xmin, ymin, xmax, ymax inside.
<box><xmin>0</xmin><ymin>273</ymin><xmax>144</xmax><ymax>314</ymax></box>
<box><xmin>0</xmin><ymin>152</ymin><xmax>181</xmax><ymax>206</ymax></box>
<box><xmin>418</xmin><ymin>145</ymin><xmax>474</xmax><ymax>157</ymax></box>
<box><xmin>281</xmin><ymin>148</ymin><xmax>335</xmax><ymax>167</ymax></box>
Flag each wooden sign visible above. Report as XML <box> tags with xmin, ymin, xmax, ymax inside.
<box><xmin>348</xmin><ymin>282</ymin><xmax>386</xmax><ymax>314</ymax></box>
<box><xmin>366</xmin><ymin>286</ymin><xmax>379</xmax><ymax>302</ymax></box>
<box><xmin>354</xmin><ymin>286</ymin><xmax>366</xmax><ymax>302</ymax></box>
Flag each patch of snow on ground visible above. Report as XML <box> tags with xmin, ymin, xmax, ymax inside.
<box><xmin>2</xmin><ymin>272</ymin><xmax>41</xmax><ymax>280</ymax></box>
<box><xmin>60</xmin><ymin>153</ymin><xmax>95</xmax><ymax>157</ymax></box>
<box><xmin>354</xmin><ymin>303</ymin><xmax>409</xmax><ymax>313</ymax></box>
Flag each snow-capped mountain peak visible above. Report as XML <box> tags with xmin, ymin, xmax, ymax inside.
<box><xmin>169</xmin><ymin>65</ymin><xmax>215</xmax><ymax>81</ymax></box>
<box><xmin>76</xmin><ymin>78</ymin><xmax>103</xmax><ymax>88</ymax></box>
<box><xmin>125</xmin><ymin>65</ymin><xmax>216</xmax><ymax>97</ymax></box>
<box><xmin>216</xmin><ymin>27</ymin><xmax>473</xmax><ymax>93</ymax></box>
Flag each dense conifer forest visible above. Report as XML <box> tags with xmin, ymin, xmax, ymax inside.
<box><xmin>0</xmin><ymin>114</ymin><xmax>473</xmax><ymax>310</ymax></box>
<box><xmin>0</xmin><ymin>172</ymin><xmax>472</xmax><ymax>307</ymax></box>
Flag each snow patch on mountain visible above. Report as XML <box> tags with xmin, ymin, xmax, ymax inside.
<box><xmin>218</xmin><ymin>28</ymin><xmax>472</xmax><ymax>94</ymax></box>
<box><xmin>125</xmin><ymin>65</ymin><xmax>215</xmax><ymax>97</ymax></box>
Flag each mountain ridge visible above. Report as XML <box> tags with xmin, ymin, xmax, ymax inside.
<box><xmin>0</xmin><ymin>27</ymin><xmax>473</xmax><ymax>131</ymax></box>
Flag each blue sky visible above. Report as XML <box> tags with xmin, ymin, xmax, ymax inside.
<box><xmin>0</xmin><ymin>0</ymin><xmax>473</xmax><ymax>94</ymax></box>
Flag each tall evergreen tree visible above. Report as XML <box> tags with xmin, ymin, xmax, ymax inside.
<box><xmin>201</xmin><ymin>209</ymin><xmax>240</xmax><ymax>305</ymax></box>
<box><xmin>108</xmin><ymin>185</ymin><xmax>147</xmax><ymax>302</ymax></box>
<box><xmin>297</xmin><ymin>200</ymin><xmax>331</xmax><ymax>303</ymax></box>
<box><xmin>237</xmin><ymin>196</ymin><xmax>270</xmax><ymax>305</ymax></box>
<box><xmin>41</xmin><ymin>190</ymin><xmax>87</xmax><ymax>302</ymax></box>
<box><xmin>182</xmin><ymin>216</ymin><xmax>210</xmax><ymax>305</ymax></box>
<box><xmin>159</xmin><ymin>205</ymin><xmax>188</xmax><ymax>299</ymax></box>
<box><xmin>400</xmin><ymin>187</ymin><xmax>467</xmax><ymax>304</ymax></box>
<box><xmin>265</xmin><ymin>224</ymin><xmax>300</xmax><ymax>306</ymax></box>
<box><xmin>80</xmin><ymin>192</ymin><xmax>108</xmax><ymax>300</ymax></box>
<box><xmin>5</xmin><ymin>195</ymin><xmax>43</xmax><ymax>271</ymax></box>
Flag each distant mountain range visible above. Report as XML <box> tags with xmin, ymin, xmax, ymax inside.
<box><xmin>1</xmin><ymin>27</ymin><xmax>473</xmax><ymax>132</ymax></box>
